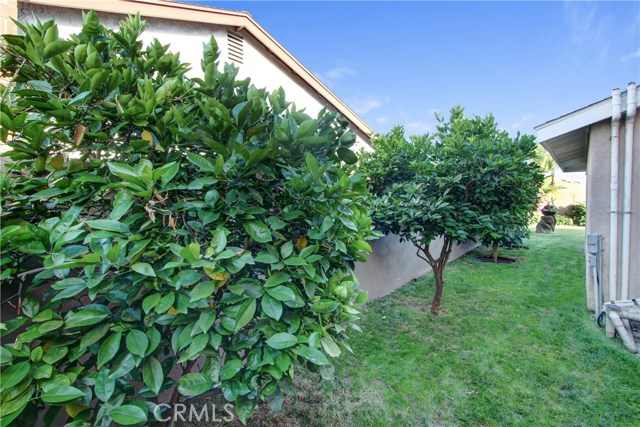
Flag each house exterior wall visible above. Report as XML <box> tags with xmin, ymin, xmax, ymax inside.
<box><xmin>585</xmin><ymin>118</ymin><xmax>640</xmax><ymax>310</ymax></box>
<box><xmin>1</xmin><ymin>0</ymin><xmax>17</xmax><ymax>34</ymax></box>
<box><xmin>17</xmin><ymin>3</ymin><xmax>371</xmax><ymax>151</ymax></box>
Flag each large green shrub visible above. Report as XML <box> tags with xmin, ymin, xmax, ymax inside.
<box><xmin>0</xmin><ymin>13</ymin><xmax>374</xmax><ymax>425</ymax></box>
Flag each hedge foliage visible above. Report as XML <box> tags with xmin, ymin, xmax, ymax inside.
<box><xmin>0</xmin><ymin>13</ymin><xmax>374</xmax><ymax>425</ymax></box>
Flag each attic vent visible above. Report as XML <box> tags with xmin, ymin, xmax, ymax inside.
<box><xmin>227</xmin><ymin>31</ymin><xmax>244</xmax><ymax>64</ymax></box>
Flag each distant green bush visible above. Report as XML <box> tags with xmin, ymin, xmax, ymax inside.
<box><xmin>556</xmin><ymin>215</ymin><xmax>574</xmax><ymax>226</ymax></box>
<box><xmin>567</xmin><ymin>203</ymin><xmax>586</xmax><ymax>226</ymax></box>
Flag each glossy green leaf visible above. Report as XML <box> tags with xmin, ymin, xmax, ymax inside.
<box><xmin>21</xmin><ymin>296</ymin><xmax>40</xmax><ymax>318</ymax></box>
<box><xmin>235</xmin><ymin>299</ymin><xmax>256</xmax><ymax>331</ymax></box>
<box><xmin>142</xmin><ymin>356</ymin><xmax>163</xmax><ymax>395</ymax></box>
<box><xmin>131</xmin><ymin>262</ymin><xmax>155</xmax><ymax>277</ymax></box>
<box><xmin>210</xmin><ymin>228</ymin><xmax>227</xmax><ymax>254</ymax></box>
<box><xmin>242</xmin><ymin>220</ymin><xmax>272</xmax><ymax>243</ymax></box>
<box><xmin>283</xmin><ymin>257</ymin><xmax>307</xmax><ymax>266</ymax></box>
<box><xmin>42</xmin><ymin>346</ymin><xmax>68</xmax><ymax>364</ymax></box>
<box><xmin>337</xmin><ymin>147</ymin><xmax>358</xmax><ymax>164</ymax></box>
<box><xmin>261</xmin><ymin>294</ymin><xmax>282</xmax><ymax>321</ymax></box>
<box><xmin>142</xmin><ymin>293</ymin><xmax>161</xmax><ymax>314</ymax></box>
<box><xmin>41</xmin><ymin>385</ymin><xmax>84</xmax><ymax>403</ymax></box>
<box><xmin>177</xmin><ymin>372</ymin><xmax>213</xmax><ymax>396</ymax></box>
<box><xmin>320</xmin><ymin>335</ymin><xmax>342</xmax><ymax>357</ymax></box>
<box><xmin>43</xmin><ymin>40</ymin><xmax>73</xmax><ymax>59</ymax></box>
<box><xmin>97</xmin><ymin>332</ymin><xmax>121</xmax><ymax>369</ymax></box>
<box><xmin>95</xmin><ymin>369</ymin><xmax>115</xmax><ymax>402</ymax></box>
<box><xmin>266</xmin><ymin>286</ymin><xmax>296</xmax><ymax>302</ymax></box>
<box><xmin>109</xmin><ymin>191</ymin><xmax>134</xmax><ymax>221</ymax></box>
<box><xmin>126</xmin><ymin>330</ymin><xmax>149</xmax><ymax>357</ymax></box>
<box><xmin>266</xmin><ymin>332</ymin><xmax>297</xmax><ymax>350</ymax></box>
<box><xmin>189</xmin><ymin>281</ymin><xmax>216</xmax><ymax>302</ymax></box>
<box><xmin>64</xmin><ymin>310</ymin><xmax>108</xmax><ymax>328</ymax></box>
<box><xmin>186</xmin><ymin>152</ymin><xmax>215</xmax><ymax>172</ymax></box>
<box><xmin>292</xmin><ymin>345</ymin><xmax>329</xmax><ymax>365</ymax></box>
<box><xmin>0</xmin><ymin>361</ymin><xmax>30</xmax><ymax>390</ymax></box>
<box><xmin>219</xmin><ymin>358</ymin><xmax>242</xmax><ymax>380</ymax></box>
<box><xmin>264</xmin><ymin>272</ymin><xmax>290</xmax><ymax>288</ymax></box>
<box><xmin>110</xmin><ymin>404</ymin><xmax>148</xmax><ymax>425</ymax></box>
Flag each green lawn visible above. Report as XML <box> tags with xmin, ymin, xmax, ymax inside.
<box><xmin>187</xmin><ymin>227</ymin><xmax>640</xmax><ymax>427</ymax></box>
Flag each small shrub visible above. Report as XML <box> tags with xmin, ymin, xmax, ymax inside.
<box><xmin>0</xmin><ymin>13</ymin><xmax>374</xmax><ymax>425</ymax></box>
<box><xmin>567</xmin><ymin>203</ymin><xmax>586</xmax><ymax>226</ymax></box>
<box><xmin>556</xmin><ymin>215</ymin><xmax>574</xmax><ymax>226</ymax></box>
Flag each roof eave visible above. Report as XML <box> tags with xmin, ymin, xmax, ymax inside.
<box><xmin>534</xmin><ymin>89</ymin><xmax>640</xmax><ymax>172</ymax></box>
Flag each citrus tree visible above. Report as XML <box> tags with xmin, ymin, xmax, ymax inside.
<box><xmin>0</xmin><ymin>13</ymin><xmax>374</xmax><ymax>425</ymax></box>
<box><xmin>438</xmin><ymin>112</ymin><xmax>543</xmax><ymax>261</ymax></box>
<box><xmin>360</xmin><ymin>107</ymin><xmax>542</xmax><ymax>311</ymax></box>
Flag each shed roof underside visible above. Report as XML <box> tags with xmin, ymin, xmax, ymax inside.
<box><xmin>538</xmin><ymin>128</ymin><xmax>589</xmax><ymax>173</ymax></box>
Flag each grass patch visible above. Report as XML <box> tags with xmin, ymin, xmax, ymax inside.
<box><xmin>180</xmin><ymin>228</ymin><xmax>640</xmax><ymax>426</ymax></box>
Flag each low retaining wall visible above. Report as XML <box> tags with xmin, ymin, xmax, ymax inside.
<box><xmin>355</xmin><ymin>234</ymin><xmax>479</xmax><ymax>299</ymax></box>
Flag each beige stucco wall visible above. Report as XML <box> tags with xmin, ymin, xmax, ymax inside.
<box><xmin>355</xmin><ymin>235</ymin><xmax>479</xmax><ymax>299</ymax></box>
<box><xmin>585</xmin><ymin>117</ymin><xmax>640</xmax><ymax>310</ymax></box>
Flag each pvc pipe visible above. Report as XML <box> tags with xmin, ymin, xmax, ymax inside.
<box><xmin>621</xmin><ymin>312</ymin><xmax>640</xmax><ymax>322</ymax></box>
<box><xmin>607</xmin><ymin>310</ymin><xmax>638</xmax><ymax>353</ymax></box>
<box><xmin>607</xmin><ymin>88</ymin><xmax>622</xmax><ymax>337</ymax></box>
<box><xmin>621</xmin><ymin>82</ymin><xmax>636</xmax><ymax>301</ymax></box>
<box><xmin>591</xmin><ymin>261</ymin><xmax>601</xmax><ymax>320</ymax></box>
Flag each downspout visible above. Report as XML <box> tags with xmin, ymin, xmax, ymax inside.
<box><xmin>607</xmin><ymin>88</ymin><xmax>621</xmax><ymax>337</ymax></box>
<box><xmin>621</xmin><ymin>82</ymin><xmax>636</xmax><ymax>301</ymax></box>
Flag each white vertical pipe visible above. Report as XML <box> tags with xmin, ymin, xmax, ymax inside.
<box><xmin>607</xmin><ymin>88</ymin><xmax>621</xmax><ymax>337</ymax></box>
<box><xmin>621</xmin><ymin>82</ymin><xmax>637</xmax><ymax>301</ymax></box>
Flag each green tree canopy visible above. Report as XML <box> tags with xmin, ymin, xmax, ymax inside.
<box><xmin>360</xmin><ymin>106</ymin><xmax>543</xmax><ymax>312</ymax></box>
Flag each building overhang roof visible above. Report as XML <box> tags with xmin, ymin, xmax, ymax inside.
<box><xmin>19</xmin><ymin>0</ymin><xmax>375</xmax><ymax>144</ymax></box>
<box><xmin>534</xmin><ymin>89</ymin><xmax>640</xmax><ymax>172</ymax></box>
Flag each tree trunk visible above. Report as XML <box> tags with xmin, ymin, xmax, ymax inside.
<box><xmin>431</xmin><ymin>266</ymin><xmax>444</xmax><ymax>313</ymax></box>
<box><xmin>492</xmin><ymin>242</ymin><xmax>499</xmax><ymax>263</ymax></box>
<box><xmin>413</xmin><ymin>239</ymin><xmax>451</xmax><ymax>314</ymax></box>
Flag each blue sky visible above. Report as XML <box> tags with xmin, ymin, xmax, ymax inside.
<box><xmin>184</xmin><ymin>1</ymin><xmax>640</xmax><ymax>137</ymax></box>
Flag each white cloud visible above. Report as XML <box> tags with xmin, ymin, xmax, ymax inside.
<box><xmin>622</xmin><ymin>48</ymin><xmax>640</xmax><ymax>62</ymax></box>
<box><xmin>315</xmin><ymin>65</ymin><xmax>357</xmax><ymax>87</ymax></box>
<box><xmin>325</xmin><ymin>66</ymin><xmax>356</xmax><ymax>80</ymax></box>
<box><xmin>405</xmin><ymin>121</ymin><xmax>432</xmax><ymax>135</ymax></box>
<box><xmin>563</xmin><ymin>1</ymin><xmax>610</xmax><ymax>61</ymax></box>
<box><xmin>346</xmin><ymin>95</ymin><xmax>389</xmax><ymax>115</ymax></box>
<box><xmin>510</xmin><ymin>113</ymin><xmax>534</xmax><ymax>130</ymax></box>
<box><xmin>376</xmin><ymin>116</ymin><xmax>390</xmax><ymax>124</ymax></box>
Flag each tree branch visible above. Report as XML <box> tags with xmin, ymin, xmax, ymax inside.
<box><xmin>415</xmin><ymin>246</ymin><xmax>429</xmax><ymax>263</ymax></box>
